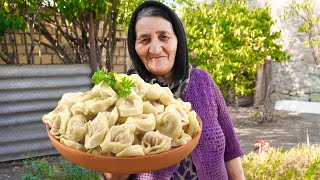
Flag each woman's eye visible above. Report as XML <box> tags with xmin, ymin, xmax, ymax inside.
<box><xmin>160</xmin><ymin>35</ymin><xmax>169</xmax><ymax>40</ymax></box>
<box><xmin>140</xmin><ymin>38</ymin><xmax>149</xmax><ymax>43</ymax></box>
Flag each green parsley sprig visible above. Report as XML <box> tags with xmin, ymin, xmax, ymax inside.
<box><xmin>91</xmin><ymin>69</ymin><xmax>135</xmax><ymax>98</ymax></box>
<box><xmin>115</xmin><ymin>77</ymin><xmax>136</xmax><ymax>98</ymax></box>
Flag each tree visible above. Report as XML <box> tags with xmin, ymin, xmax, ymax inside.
<box><xmin>1</xmin><ymin>0</ymin><xmax>140</xmax><ymax>71</ymax></box>
<box><xmin>0</xmin><ymin>0</ymin><xmax>191</xmax><ymax>72</ymax></box>
<box><xmin>282</xmin><ymin>0</ymin><xmax>320</xmax><ymax>66</ymax></box>
<box><xmin>0</xmin><ymin>0</ymin><xmax>28</xmax><ymax>64</ymax></box>
<box><xmin>182</xmin><ymin>0</ymin><xmax>289</xmax><ymax>100</ymax></box>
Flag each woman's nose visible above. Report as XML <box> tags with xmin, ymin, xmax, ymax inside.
<box><xmin>149</xmin><ymin>40</ymin><xmax>162</xmax><ymax>54</ymax></box>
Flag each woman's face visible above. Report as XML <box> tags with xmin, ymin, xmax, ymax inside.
<box><xmin>135</xmin><ymin>16</ymin><xmax>178</xmax><ymax>77</ymax></box>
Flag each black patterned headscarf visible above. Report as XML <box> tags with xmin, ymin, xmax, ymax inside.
<box><xmin>127</xmin><ymin>1</ymin><xmax>192</xmax><ymax>98</ymax></box>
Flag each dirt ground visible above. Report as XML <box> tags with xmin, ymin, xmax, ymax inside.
<box><xmin>0</xmin><ymin>107</ymin><xmax>319</xmax><ymax>179</ymax></box>
<box><xmin>231</xmin><ymin>107</ymin><xmax>320</xmax><ymax>154</ymax></box>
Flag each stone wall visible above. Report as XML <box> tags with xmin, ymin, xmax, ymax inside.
<box><xmin>249</xmin><ymin>0</ymin><xmax>320</xmax><ymax>102</ymax></box>
<box><xmin>272</xmin><ymin>60</ymin><xmax>320</xmax><ymax>102</ymax></box>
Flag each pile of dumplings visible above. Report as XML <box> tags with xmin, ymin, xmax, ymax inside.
<box><xmin>43</xmin><ymin>73</ymin><xmax>200</xmax><ymax>158</ymax></box>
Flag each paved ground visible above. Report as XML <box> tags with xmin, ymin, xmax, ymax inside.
<box><xmin>1</xmin><ymin>107</ymin><xmax>319</xmax><ymax>179</ymax></box>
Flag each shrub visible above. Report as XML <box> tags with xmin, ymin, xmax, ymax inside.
<box><xmin>242</xmin><ymin>144</ymin><xmax>320</xmax><ymax>179</ymax></box>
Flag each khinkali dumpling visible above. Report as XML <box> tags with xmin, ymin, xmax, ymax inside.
<box><xmin>125</xmin><ymin>114</ymin><xmax>156</xmax><ymax>134</ymax></box>
<box><xmin>116</xmin><ymin>91</ymin><xmax>143</xmax><ymax>117</ymax></box>
<box><xmin>58</xmin><ymin>92</ymin><xmax>86</xmax><ymax>109</ymax></box>
<box><xmin>175</xmin><ymin>98</ymin><xmax>192</xmax><ymax>112</ymax></box>
<box><xmin>151</xmin><ymin>100</ymin><xmax>165</xmax><ymax>114</ymax></box>
<box><xmin>171</xmin><ymin>131</ymin><xmax>192</xmax><ymax>147</ymax></box>
<box><xmin>145</xmin><ymin>83</ymin><xmax>162</xmax><ymax>100</ymax></box>
<box><xmin>63</xmin><ymin>114</ymin><xmax>87</xmax><ymax>142</ymax></box>
<box><xmin>166</xmin><ymin>104</ymin><xmax>189</xmax><ymax>127</ymax></box>
<box><xmin>82</xmin><ymin>85</ymin><xmax>101</xmax><ymax>100</ymax></box>
<box><xmin>186</xmin><ymin>111</ymin><xmax>200</xmax><ymax>138</ymax></box>
<box><xmin>87</xmin><ymin>146</ymin><xmax>103</xmax><ymax>155</ymax></box>
<box><xmin>100</xmin><ymin>124</ymin><xmax>136</xmax><ymax>154</ymax></box>
<box><xmin>116</xmin><ymin>145</ymin><xmax>145</xmax><ymax>158</ymax></box>
<box><xmin>99</xmin><ymin>82</ymin><xmax>117</xmax><ymax>98</ymax></box>
<box><xmin>108</xmin><ymin>107</ymin><xmax>119</xmax><ymax>128</ymax></box>
<box><xmin>50</xmin><ymin>115</ymin><xmax>62</xmax><ymax>138</ymax></box>
<box><xmin>142</xmin><ymin>131</ymin><xmax>172</xmax><ymax>155</ymax></box>
<box><xmin>70</xmin><ymin>102</ymin><xmax>85</xmax><ymax>116</ymax></box>
<box><xmin>155</xmin><ymin>109</ymin><xmax>182</xmax><ymax>139</ymax></box>
<box><xmin>130</xmin><ymin>74</ymin><xmax>149</xmax><ymax>99</ymax></box>
<box><xmin>85</xmin><ymin>96</ymin><xmax>117</xmax><ymax>114</ymax></box>
<box><xmin>159</xmin><ymin>87</ymin><xmax>175</xmax><ymax>106</ymax></box>
<box><xmin>143</xmin><ymin>101</ymin><xmax>157</xmax><ymax>114</ymax></box>
<box><xmin>60</xmin><ymin>138</ymin><xmax>86</xmax><ymax>152</ymax></box>
<box><xmin>42</xmin><ymin>109</ymin><xmax>59</xmax><ymax>128</ymax></box>
<box><xmin>48</xmin><ymin>108</ymin><xmax>71</xmax><ymax>139</ymax></box>
<box><xmin>58</xmin><ymin>108</ymin><xmax>72</xmax><ymax>135</ymax></box>
<box><xmin>84</xmin><ymin>112</ymin><xmax>109</xmax><ymax>149</ymax></box>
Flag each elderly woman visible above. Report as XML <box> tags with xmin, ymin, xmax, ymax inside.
<box><xmin>105</xmin><ymin>1</ymin><xmax>245</xmax><ymax>180</ymax></box>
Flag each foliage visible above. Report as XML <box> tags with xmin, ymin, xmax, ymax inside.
<box><xmin>0</xmin><ymin>0</ymin><xmax>190</xmax><ymax>68</ymax></box>
<box><xmin>92</xmin><ymin>70</ymin><xmax>135</xmax><ymax>98</ymax></box>
<box><xmin>115</xmin><ymin>76</ymin><xmax>136</xmax><ymax>98</ymax></box>
<box><xmin>182</xmin><ymin>0</ymin><xmax>289</xmax><ymax>98</ymax></box>
<box><xmin>0</xmin><ymin>1</ymin><xmax>27</xmax><ymax>39</ymax></box>
<box><xmin>21</xmin><ymin>156</ymin><xmax>101</xmax><ymax>180</ymax></box>
<box><xmin>242</xmin><ymin>144</ymin><xmax>320</xmax><ymax>180</ymax></box>
<box><xmin>281</xmin><ymin>0</ymin><xmax>320</xmax><ymax>65</ymax></box>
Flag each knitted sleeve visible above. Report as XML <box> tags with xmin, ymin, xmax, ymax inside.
<box><xmin>204</xmin><ymin>71</ymin><xmax>244</xmax><ymax>161</ymax></box>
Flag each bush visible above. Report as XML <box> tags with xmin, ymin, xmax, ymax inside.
<box><xmin>242</xmin><ymin>144</ymin><xmax>320</xmax><ymax>179</ymax></box>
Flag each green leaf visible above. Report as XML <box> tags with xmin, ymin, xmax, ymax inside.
<box><xmin>91</xmin><ymin>70</ymin><xmax>135</xmax><ymax>98</ymax></box>
<box><xmin>116</xmin><ymin>77</ymin><xmax>136</xmax><ymax>98</ymax></box>
<box><xmin>105</xmin><ymin>71</ymin><xmax>116</xmax><ymax>88</ymax></box>
<box><xmin>91</xmin><ymin>69</ymin><xmax>107</xmax><ymax>85</ymax></box>
<box><xmin>4</xmin><ymin>19</ymin><xmax>10</xmax><ymax>26</ymax></box>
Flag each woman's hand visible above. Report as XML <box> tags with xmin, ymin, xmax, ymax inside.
<box><xmin>103</xmin><ymin>173</ymin><xmax>129</xmax><ymax>180</ymax></box>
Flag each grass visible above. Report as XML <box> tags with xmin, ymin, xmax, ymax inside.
<box><xmin>242</xmin><ymin>144</ymin><xmax>320</xmax><ymax>180</ymax></box>
<box><xmin>21</xmin><ymin>155</ymin><xmax>101</xmax><ymax>180</ymax></box>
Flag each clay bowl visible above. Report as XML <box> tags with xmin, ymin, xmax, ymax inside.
<box><xmin>46</xmin><ymin>116</ymin><xmax>202</xmax><ymax>174</ymax></box>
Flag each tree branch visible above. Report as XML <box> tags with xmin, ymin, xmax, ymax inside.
<box><xmin>32</xmin><ymin>22</ymin><xmax>72</xmax><ymax>63</ymax></box>
<box><xmin>289</xmin><ymin>4</ymin><xmax>308</xmax><ymax>22</ymax></box>
<box><xmin>0</xmin><ymin>52</ymin><xmax>11</xmax><ymax>64</ymax></box>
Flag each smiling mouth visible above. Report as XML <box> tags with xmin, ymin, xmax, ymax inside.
<box><xmin>149</xmin><ymin>56</ymin><xmax>166</xmax><ymax>61</ymax></box>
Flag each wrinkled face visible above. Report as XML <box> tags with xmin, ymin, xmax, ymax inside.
<box><xmin>135</xmin><ymin>16</ymin><xmax>178</xmax><ymax>76</ymax></box>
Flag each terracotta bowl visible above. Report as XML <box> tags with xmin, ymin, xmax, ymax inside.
<box><xmin>46</xmin><ymin>116</ymin><xmax>202</xmax><ymax>174</ymax></box>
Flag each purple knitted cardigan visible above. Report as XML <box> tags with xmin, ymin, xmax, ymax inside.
<box><xmin>133</xmin><ymin>68</ymin><xmax>244</xmax><ymax>179</ymax></box>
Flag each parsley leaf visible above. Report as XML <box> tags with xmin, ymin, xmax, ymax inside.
<box><xmin>91</xmin><ymin>70</ymin><xmax>135</xmax><ymax>98</ymax></box>
<box><xmin>116</xmin><ymin>77</ymin><xmax>136</xmax><ymax>98</ymax></box>
<box><xmin>92</xmin><ymin>69</ymin><xmax>107</xmax><ymax>85</ymax></box>
<box><xmin>105</xmin><ymin>71</ymin><xmax>116</xmax><ymax>89</ymax></box>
